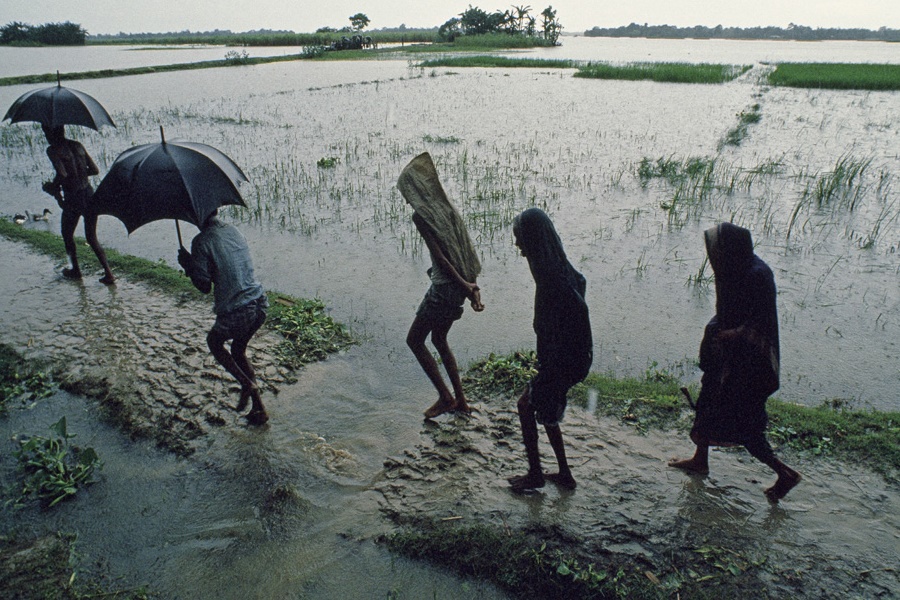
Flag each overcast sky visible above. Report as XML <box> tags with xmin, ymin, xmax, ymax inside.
<box><xmin>1</xmin><ymin>0</ymin><xmax>898</xmax><ymax>35</ymax></box>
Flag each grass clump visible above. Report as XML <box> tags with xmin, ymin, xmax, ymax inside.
<box><xmin>720</xmin><ymin>103</ymin><xmax>762</xmax><ymax>149</ymax></box>
<box><xmin>575</xmin><ymin>62</ymin><xmax>750</xmax><ymax>84</ymax></box>
<box><xmin>9</xmin><ymin>417</ymin><xmax>101</xmax><ymax>509</ymax></box>
<box><xmin>419</xmin><ymin>55</ymin><xmax>578</xmax><ymax>69</ymax></box>
<box><xmin>0</xmin><ymin>344</ymin><xmax>55</xmax><ymax>414</ymax></box>
<box><xmin>265</xmin><ymin>293</ymin><xmax>356</xmax><ymax>369</ymax></box>
<box><xmin>464</xmin><ymin>351</ymin><xmax>538</xmax><ymax>396</ymax></box>
<box><xmin>768</xmin><ymin>63</ymin><xmax>900</xmax><ymax>91</ymax></box>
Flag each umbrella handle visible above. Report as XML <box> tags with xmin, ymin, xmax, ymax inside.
<box><xmin>175</xmin><ymin>219</ymin><xmax>185</xmax><ymax>249</ymax></box>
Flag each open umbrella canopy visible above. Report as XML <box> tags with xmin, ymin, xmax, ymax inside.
<box><xmin>92</xmin><ymin>131</ymin><xmax>248</xmax><ymax>235</ymax></box>
<box><xmin>3</xmin><ymin>77</ymin><xmax>115</xmax><ymax>130</ymax></box>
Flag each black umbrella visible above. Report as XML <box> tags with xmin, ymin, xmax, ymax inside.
<box><xmin>3</xmin><ymin>73</ymin><xmax>115</xmax><ymax>130</ymax></box>
<box><xmin>93</xmin><ymin>127</ymin><xmax>248</xmax><ymax>246</ymax></box>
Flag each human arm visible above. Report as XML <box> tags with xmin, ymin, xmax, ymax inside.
<box><xmin>79</xmin><ymin>145</ymin><xmax>100</xmax><ymax>177</ymax></box>
<box><xmin>412</xmin><ymin>212</ymin><xmax>484</xmax><ymax>311</ymax></box>
<box><xmin>178</xmin><ymin>246</ymin><xmax>212</xmax><ymax>294</ymax></box>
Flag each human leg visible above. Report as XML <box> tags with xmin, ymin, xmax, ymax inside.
<box><xmin>429</xmin><ymin>319</ymin><xmax>471</xmax><ymax>413</ymax></box>
<box><xmin>745</xmin><ymin>436</ymin><xmax>801</xmax><ymax>501</ymax></box>
<box><xmin>230</xmin><ymin>312</ymin><xmax>267</xmax><ymax>421</ymax></box>
<box><xmin>60</xmin><ymin>208</ymin><xmax>82</xmax><ymax>278</ymax></box>
<box><xmin>544</xmin><ymin>424</ymin><xmax>576</xmax><ymax>490</ymax></box>
<box><xmin>82</xmin><ymin>211</ymin><xmax>115</xmax><ymax>284</ymax></box>
<box><xmin>407</xmin><ymin>314</ymin><xmax>456</xmax><ymax>418</ymax></box>
<box><xmin>508</xmin><ymin>387</ymin><xmax>545</xmax><ymax>492</ymax></box>
<box><xmin>668</xmin><ymin>431</ymin><xmax>711</xmax><ymax>474</ymax></box>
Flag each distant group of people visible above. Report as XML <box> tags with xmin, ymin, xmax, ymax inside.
<box><xmin>40</xmin><ymin>135</ymin><xmax>800</xmax><ymax>501</ymax></box>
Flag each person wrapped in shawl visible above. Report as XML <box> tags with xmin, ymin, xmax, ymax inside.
<box><xmin>397</xmin><ymin>153</ymin><xmax>484</xmax><ymax>419</ymax></box>
<box><xmin>669</xmin><ymin>222</ymin><xmax>801</xmax><ymax>502</ymax></box>
<box><xmin>508</xmin><ymin>208</ymin><xmax>593</xmax><ymax>492</ymax></box>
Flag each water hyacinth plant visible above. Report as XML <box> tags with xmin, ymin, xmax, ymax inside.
<box><xmin>11</xmin><ymin>417</ymin><xmax>102</xmax><ymax>508</ymax></box>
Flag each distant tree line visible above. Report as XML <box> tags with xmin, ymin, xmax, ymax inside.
<box><xmin>584</xmin><ymin>23</ymin><xmax>900</xmax><ymax>42</ymax></box>
<box><xmin>439</xmin><ymin>5</ymin><xmax>563</xmax><ymax>45</ymax></box>
<box><xmin>1</xmin><ymin>21</ymin><xmax>88</xmax><ymax>45</ymax></box>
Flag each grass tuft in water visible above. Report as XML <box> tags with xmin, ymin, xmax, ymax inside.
<box><xmin>575</xmin><ymin>62</ymin><xmax>751</xmax><ymax>84</ymax></box>
<box><xmin>768</xmin><ymin>63</ymin><xmax>900</xmax><ymax>91</ymax></box>
<box><xmin>419</xmin><ymin>56</ymin><xmax>578</xmax><ymax>69</ymax></box>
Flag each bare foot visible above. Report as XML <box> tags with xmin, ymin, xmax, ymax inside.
<box><xmin>765</xmin><ymin>471</ymin><xmax>801</xmax><ymax>502</ymax></box>
<box><xmin>454</xmin><ymin>398</ymin><xmax>473</xmax><ymax>414</ymax></box>
<box><xmin>236</xmin><ymin>387</ymin><xmax>252</xmax><ymax>412</ymax></box>
<box><xmin>62</xmin><ymin>267</ymin><xmax>82</xmax><ymax>280</ymax></box>
<box><xmin>508</xmin><ymin>472</ymin><xmax>545</xmax><ymax>492</ymax></box>
<box><xmin>424</xmin><ymin>397</ymin><xmax>456</xmax><ymax>419</ymax></box>
<box><xmin>99</xmin><ymin>274</ymin><xmax>116</xmax><ymax>285</ymax></box>
<box><xmin>246</xmin><ymin>409</ymin><xmax>269</xmax><ymax>427</ymax></box>
<box><xmin>546</xmin><ymin>471</ymin><xmax>577</xmax><ymax>490</ymax></box>
<box><xmin>668</xmin><ymin>457</ymin><xmax>710</xmax><ymax>475</ymax></box>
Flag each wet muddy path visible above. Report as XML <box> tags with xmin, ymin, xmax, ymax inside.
<box><xmin>1</xmin><ymin>238</ymin><xmax>897</xmax><ymax>599</ymax></box>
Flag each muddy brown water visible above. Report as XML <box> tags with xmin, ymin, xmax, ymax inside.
<box><xmin>1</xmin><ymin>39</ymin><xmax>899</xmax><ymax>598</ymax></box>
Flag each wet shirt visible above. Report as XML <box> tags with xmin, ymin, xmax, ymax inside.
<box><xmin>191</xmin><ymin>219</ymin><xmax>264</xmax><ymax>316</ymax></box>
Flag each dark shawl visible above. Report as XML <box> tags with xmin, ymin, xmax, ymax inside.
<box><xmin>514</xmin><ymin>208</ymin><xmax>593</xmax><ymax>384</ymax></box>
<box><xmin>694</xmin><ymin>222</ymin><xmax>780</xmax><ymax>444</ymax></box>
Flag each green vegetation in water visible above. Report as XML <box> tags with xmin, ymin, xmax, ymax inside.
<box><xmin>768</xmin><ymin>63</ymin><xmax>900</xmax><ymax>91</ymax></box>
<box><xmin>383</xmin><ymin>518</ymin><xmax>756</xmax><ymax>599</ymax></box>
<box><xmin>316</xmin><ymin>156</ymin><xmax>339</xmax><ymax>169</ymax></box>
<box><xmin>9</xmin><ymin>417</ymin><xmax>101</xmax><ymax>509</ymax></box>
<box><xmin>575</xmin><ymin>62</ymin><xmax>751</xmax><ymax>84</ymax></box>
<box><xmin>265</xmin><ymin>293</ymin><xmax>356</xmax><ymax>369</ymax></box>
<box><xmin>0</xmin><ymin>532</ymin><xmax>151</xmax><ymax>599</ymax></box>
<box><xmin>464</xmin><ymin>352</ymin><xmax>900</xmax><ymax>478</ymax></box>
<box><xmin>0</xmin><ymin>344</ymin><xmax>55</xmax><ymax>414</ymax></box>
<box><xmin>0</xmin><ymin>221</ymin><xmax>356</xmax><ymax>367</ymax></box>
<box><xmin>422</xmin><ymin>133</ymin><xmax>462</xmax><ymax>144</ymax></box>
<box><xmin>720</xmin><ymin>103</ymin><xmax>762</xmax><ymax>149</ymax></box>
<box><xmin>419</xmin><ymin>55</ymin><xmax>578</xmax><ymax>69</ymax></box>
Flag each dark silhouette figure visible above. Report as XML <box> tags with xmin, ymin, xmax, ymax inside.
<box><xmin>42</xmin><ymin>124</ymin><xmax>114</xmax><ymax>284</ymax></box>
<box><xmin>669</xmin><ymin>222</ymin><xmax>801</xmax><ymax>502</ymax></box>
<box><xmin>507</xmin><ymin>208</ymin><xmax>593</xmax><ymax>492</ymax></box>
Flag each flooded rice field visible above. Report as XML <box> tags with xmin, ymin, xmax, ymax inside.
<box><xmin>0</xmin><ymin>38</ymin><xmax>898</xmax><ymax>598</ymax></box>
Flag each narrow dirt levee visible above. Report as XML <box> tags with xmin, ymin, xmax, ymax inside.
<box><xmin>0</xmin><ymin>238</ymin><xmax>293</xmax><ymax>454</ymax></box>
<box><xmin>375</xmin><ymin>395</ymin><xmax>900</xmax><ymax>598</ymax></box>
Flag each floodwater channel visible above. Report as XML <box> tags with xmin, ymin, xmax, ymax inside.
<box><xmin>1</xmin><ymin>38</ymin><xmax>898</xmax><ymax>598</ymax></box>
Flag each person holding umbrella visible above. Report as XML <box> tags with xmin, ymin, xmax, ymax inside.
<box><xmin>4</xmin><ymin>74</ymin><xmax>118</xmax><ymax>283</ymax></box>
<box><xmin>177</xmin><ymin>209</ymin><xmax>270</xmax><ymax>426</ymax></box>
<box><xmin>42</xmin><ymin>124</ymin><xmax>115</xmax><ymax>284</ymax></box>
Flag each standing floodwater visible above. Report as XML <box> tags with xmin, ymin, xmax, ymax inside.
<box><xmin>0</xmin><ymin>37</ymin><xmax>898</xmax><ymax>598</ymax></box>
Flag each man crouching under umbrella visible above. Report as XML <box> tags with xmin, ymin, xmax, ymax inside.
<box><xmin>178</xmin><ymin>209</ymin><xmax>270</xmax><ymax>426</ymax></box>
